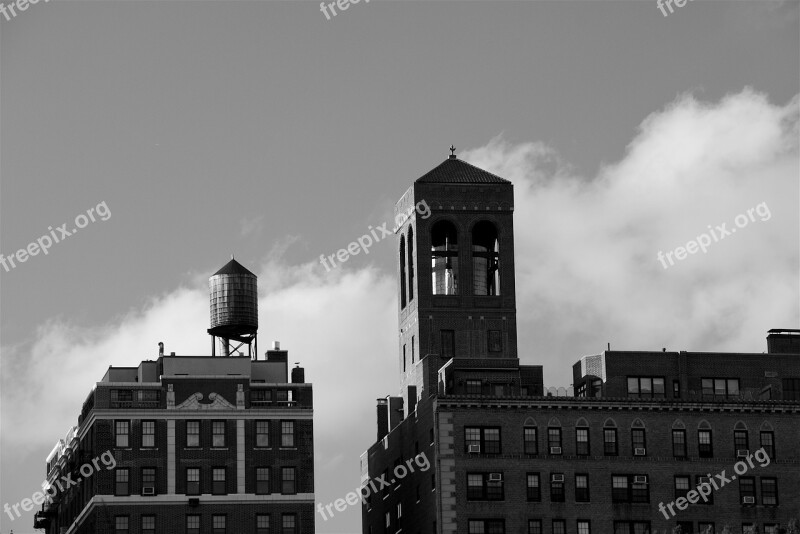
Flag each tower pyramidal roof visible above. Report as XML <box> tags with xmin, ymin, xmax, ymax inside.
<box><xmin>415</xmin><ymin>155</ymin><xmax>510</xmax><ymax>184</ymax></box>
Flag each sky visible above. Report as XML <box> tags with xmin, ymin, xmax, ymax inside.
<box><xmin>1</xmin><ymin>0</ymin><xmax>799</xmax><ymax>532</ymax></box>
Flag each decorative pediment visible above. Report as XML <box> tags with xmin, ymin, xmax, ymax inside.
<box><xmin>175</xmin><ymin>392</ymin><xmax>236</xmax><ymax>410</ymax></box>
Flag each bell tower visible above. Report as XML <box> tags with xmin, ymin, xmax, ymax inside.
<box><xmin>395</xmin><ymin>148</ymin><xmax>519</xmax><ymax>407</ymax></box>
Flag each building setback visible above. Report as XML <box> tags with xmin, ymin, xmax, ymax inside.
<box><xmin>35</xmin><ymin>259</ymin><xmax>314</xmax><ymax>534</ymax></box>
<box><xmin>360</xmin><ymin>152</ymin><xmax>800</xmax><ymax>534</ymax></box>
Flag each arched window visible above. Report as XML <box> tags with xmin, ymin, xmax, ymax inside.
<box><xmin>431</xmin><ymin>221</ymin><xmax>458</xmax><ymax>295</ymax></box>
<box><xmin>407</xmin><ymin>228</ymin><xmax>414</xmax><ymax>302</ymax></box>
<box><xmin>472</xmin><ymin>221</ymin><xmax>499</xmax><ymax>295</ymax></box>
<box><xmin>400</xmin><ymin>237</ymin><xmax>407</xmax><ymax>309</ymax></box>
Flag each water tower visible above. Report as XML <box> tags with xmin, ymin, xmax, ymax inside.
<box><xmin>207</xmin><ymin>258</ymin><xmax>258</xmax><ymax>357</ymax></box>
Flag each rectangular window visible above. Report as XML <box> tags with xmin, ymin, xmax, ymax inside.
<box><xmin>256</xmin><ymin>515</ymin><xmax>270</xmax><ymax>534</ymax></box>
<box><xmin>552</xmin><ymin>520</ymin><xmax>566</xmax><ymax>534</ymax></box>
<box><xmin>742</xmin><ymin>525</ymin><xmax>755</xmax><ymax>534</ymax></box>
<box><xmin>739</xmin><ymin>477</ymin><xmax>756</xmax><ymax>504</ymax></box>
<box><xmin>677</xmin><ymin>522</ymin><xmax>693</xmax><ymax>534</ymax></box>
<box><xmin>674</xmin><ymin>476</ymin><xmax>690</xmax><ymax>499</ymax></box>
<box><xmin>488</xmin><ymin>330</ymin><xmax>502</xmax><ymax>352</ymax></box>
<box><xmin>698</xmin><ymin>430</ymin><xmax>713</xmax><ymax>458</ymax></box>
<box><xmin>548</xmin><ymin>428</ymin><xmax>562</xmax><ymax>453</ymax></box>
<box><xmin>141</xmin><ymin>515</ymin><xmax>155</xmax><ymax>534</ymax></box>
<box><xmin>186</xmin><ymin>468</ymin><xmax>200</xmax><ymax>495</ymax></box>
<box><xmin>526</xmin><ymin>473</ymin><xmax>541</xmax><ymax>501</ymax></box>
<box><xmin>528</xmin><ymin>520</ymin><xmax>542</xmax><ymax>534</ymax></box>
<box><xmin>465</xmin><ymin>380</ymin><xmax>483</xmax><ymax>395</ymax></box>
<box><xmin>213</xmin><ymin>467</ymin><xmax>226</xmax><ymax>495</ymax></box>
<box><xmin>702</xmin><ymin>378</ymin><xmax>740</xmax><ymax>398</ymax></box>
<box><xmin>550</xmin><ymin>474</ymin><xmax>565</xmax><ymax>502</ymax></box>
<box><xmin>524</xmin><ymin>427</ymin><xmax>538</xmax><ymax>454</ymax></box>
<box><xmin>626</xmin><ymin>377</ymin><xmax>665</xmax><ymax>398</ymax></box>
<box><xmin>673</xmin><ymin>380</ymin><xmax>681</xmax><ymax>398</ymax></box>
<box><xmin>483</xmin><ymin>428</ymin><xmax>500</xmax><ymax>454</ymax></box>
<box><xmin>698</xmin><ymin>523</ymin><xmax>714</xmax><ymax>534</ymax></box>
<box><xmin>115</xmin><ymin>516</ymin><xmax>129</xmax><ymax>534</ymax></box>
<box><xmin>613</xmin><ymin>522</ymin><xmax>651</xmax><ymax>534</ymax></box>
<box><xmin>603</xmin><ymin>428</ymin><xmax>618</xmax><ymax>456</ymax></box>
<box><xmin>186</xmin><ymin>515</ymin><xmax>200</xmax><ymax>534</ymax></box>
<box><xmin>282</xmin><ymin>513</ymin><xmax>297</xmax><ymax>534</ymax></box>
<box><xmin>212</xmin><ymin>421</ymin><xmax>226</xmax><ymax>447</ymax></box>
<box><xmin>696</xmin><ymin>476</ymin><xmax>714</xmax><ymax>504</ymax></box>
<box><xmin>281</xmin><ymin>421</ymin><xmax>295</xmax><ymax>447</ymax></box>
<box><xmin>466</xmin><ymin>473</ymin><xmax>504</xmax><ymax>501</ymax></box>
<box><xmin>256</xmin><ymin>421</ymin><xmax>270</xmax><ymax>447</ymax></box>
<box><xmin>213</xmin><ymin>515</ymin><xmax>226</xmax><ymax>534</ymax></box>
<box><xmin>575</xmin><ymin>474</ymin><xmax>589</xmax><ymax>502</ymax></box>
<box><xmin>673</xmin><ymin>429</ymin><xmax>687</xmax><ymax>457</ymax></box>
<box><xmin>441</xmin><ymin>330</ymin><xmax>455</xmax><ymax>359</ymax></box>
<box><xmin>282</xmin><ymin>467</ymin><xmax>296</xmax><ymax>494</ymax></box>
<box><xmin>761</xmin><ymin>478</ymin><xmax>777</xmax><ymax>505</ymax></box>
<box><xmin>115</xmin><ymin>468</ymin><xmax>129</xmax><ymax>496</ymax></box>
<box><xmin>115</xmin><ymin>421</ymin><xmax>130</xmax><ymax>448</ymax></box>
<box><xmin>141</xmin><ymin>421</ymin><xmax>155</xmax><ymax>448</ymax></box>
<box><xmin>251</xmin><ymin>389</ymin><xmax>272</xmax><ymax>404</ymax></box>
<box><xmin>577</xmin><ymin>521</ymin><xmax>591</xmax><ymax>534</ymax></box>
<box><xmin>576</xmin><ymin>428</ymin><xmax>589</xmax><ymax>456</ymax></box>
<box><xmin>141</xmin><ymin>467</ymin><xmax>156</xmax><ymax>494</ymax></box>
<box><xmin>612</xmin><ymin>475</ymin><xmax>648</xmax><ymax>503</ymax></box>
<box><xmin>631</xmin><ymin>429</ymin><xmax>646</xmax><ymax>454</ymax></box>
<box><xmin>411</xmin><ymin>336</ymin><xmax>415</xmax><ymax>362</ymax></box>
<box><xmin>186</xmin><ymin>421</ymin><xmax>200</xmax><ymax>447</ymax></box>
<box><xmin>783</xmin><ymin>377</ymin><xmax>800</xmax><ymax>400</ymax></box>
<box><xmin>256</xmin><ymin>467</ymin><xmax>270</xmax><ymax>494</ymax></box>
<box><xmin>764</xmin><ymin>525</ymin><xmax>779</xmax><ymax>534</ymax></box>
<box><xmin>464</xmin><ymin>427</ymin><xmax>501</xmax><ymax>454</ymax></box>
<box><xmin>760</xmin><ymin>431</ymin><xmax>775</xmax><ymax>459</ymax></box>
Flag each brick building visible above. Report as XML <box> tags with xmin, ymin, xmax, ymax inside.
<box><xmin>360</xmin><ymin>153</ymin><xmax>800</xmax><ymax>534</ymax></box>
<box><xmin>34</xmin><ymin>259</ymin><xmax>315</xmax><ymax>534</ymax></box>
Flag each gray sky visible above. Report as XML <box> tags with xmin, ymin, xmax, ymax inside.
<box><xmin>1</xmin><ymin>0</ymin><xmax>798</xmax><ymax>532</ymax></box>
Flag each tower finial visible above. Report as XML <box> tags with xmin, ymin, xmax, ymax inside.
<box><xmin>449</xmin><ymin>145</ymin><xmax>456</xmax><ymax>159</ymax></box>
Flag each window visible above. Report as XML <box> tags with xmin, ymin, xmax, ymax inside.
<box><xmin>141</xmin><ymin>515</ymin><xmax>155</xmax><ymax>534</ymax></box>
<box><xmin>400</xmin><ymin>238</ymin><xmax>407</xmax><ymax>308</ymax></box>
<box><xmin>282</xmin><ymin>467</ymin><xmax>296</xmax><ymax>494</ymax></box>
<box><xmin>251</xmin><ymin>389</ymin><xmax>272</xmax><ymax>404</ymax></box>
<box><xmin>116</xmin><ymin>421</ymin><xmax>130</xmax><ymax>447</ymax></box>
<box><xmin>466</xmin><ymin>380</ymin><xmax>483</xmax><ymax>395</ymax></box>
<box><xmin>282</xmin><ymin>513</ymin><xmax>297</xmax><ymax>534</ymax></box>
<box><xmin>140</xmin><ymin>421</ymin><xmax>155</xmax><ymax>448</ymax></box>
<box><xmin>764</xmin><ymin>525</ymin><xmax>779</xmax><ymax>534</ymax></box>
<box><xmin>697</xmin><ymin>476</ymin><xmax>714</xmax><ymax>504</ymax></box>
<box><xmin>698</xmin><ymin>430</ymin><xmax>713</xmax><ymax>458</ymax></box>
<box><xmin>674</xmin><ymin>476</ymin><xmax>690</xmax><ymax>499</ymax></box>
<box><xmin>256</xmin><ymin>514</ymin><xmax>270</xmax><ymax>534</ymax></box>
<box><xmin>213</xmin><ymin>515</ymin><xmax>226</xmax><ymax>534</ymax></box>
<box><xmin>212</xmin><ymin>421</ymin><xmax>226</xmax><ymax>447</ymax></box>
<box><xmin>677</xmin><ymin>522</ymin><xmax>693</xmax><ymax>534</ymax></box>
<box><xmin>141</xmin><ymin>468</ymin><xmax>156</xmax><ymax>494</ymax></box>
<box><xmin>528</xmin><ymin>520</ymin><xmax>542</xmax><ymax>534</ymax></box>
<box><xmin>403</xmin><ymin>344</ymin><xmax>406</xmax><ymax>372</ymax></box>
<box><xmin>577</xmin><ymin>521</ymin><xmax>591</xmax><ymax>534</ymax></box>
<box><xmin>783</xmin><ymin>377</ymin><xmax>800</xmax><ymax>400</ymax></box>
<box><xmin>469</xmin><ymin>520</ymin><xmax>505</xmax><ymax>534</ymax></box>
<box><xmin>186</xmin><ymin>468</ymin><xmax>200</xmax><ymax>495</ymax></box>
<box><xmin>548</xmin><ymin>427</ymin><xmax>562</xmax><ymax>454</ymax></box>
<box><xmin>526</xmin><ymin>473</ymin><xmax>540</xmax><ymax>501</ymax></box>
<box><xmin>701</xmin><ymin>378</ymin><xmax>740</xmax><ymax>398</ymax></box>
<box><xmin>281</xmin><ymin>421</ymin><xmax>295</xmax><ymax>447</ymax></box>
<box><xmin>256</xmin><ymin>467</ymin><xmax>270</xmax><ymax>494</ymax></box>
<box><xmin>186</xmin><ymin>421</ymin><xmax>200</xmax><ymax>447</ymax></box>
<box><xmin>576</xmin><ymin>428</ymin><xmax>590</xmax><ymax>456</ymax></box>
<box><xmin>760</xmin><ymin>431</ymin><xmax>775</xmax><ymax>459</ymax></box>
<box><xmin>631</xmin><ymin>429</ymin><xmax>646</xmax><ymax>455</ymax></box>
<box><xmin>464</xmin><ymin>427</ymin><xmax>501</xmax><ymax>454</ymax></box>
<box><xmin>742</xmin><ymin>524</ymin><xmax>755</xmax><ymax>534</ymax></box>
<box><xmin>112</xmin><ymin>389</ymin><xmax>133</xmax><ymax>405</ymax></box>
<box><xmin>552</xmin><ymin>520</ymin><xmax>566</xmax><ymax>534</ymax></box>
<box><xmin>256</xmin><ymin>421</ymin><xmax>270</xmax><ymax>447</ymax></box>
<box><xmin>734</xmin><ymin>430</ymin><xmax>748</xmax><ymax>453</ymax></box>
<box><xmin>673</xmin><ymin>429</ymin><xmax>687</xmax><ymax>457</ymax></box>
<box><xmin>115</xmin><ymin>516</ymin><xmax>129</xmax><ymax>534</ymax></box>
<box><xmin>408</xmin><ymin>229</ymin><xmax>414</xmax><ymax>302</ymax></box>
<box><xmin>411</xmin><ymin>336</ymin><xmax>415</xmax><ymax>363</ymax></box>
<box><xmin>739</xmin><ymin>477</ymin><xmax>756</xmax><ymax>504</ymax></box>
<box><xmin>698</xmin><ymin>523</ymin><xmax>714</xmax><ymax>534</ymax></box>
<box><xmin>431</xmin><ymin>221</ymin><xmax>458</xmax><ymax>295</ymax></box>
<box><xmin>466</xmin><ymin>473</ymin><xmax>504</xmax><ymax>501</ymax></box>
<box><xmin>611</xmin><ymin>475</ymin><xmax>648</xmax><ymax>503</ymax></box>
<box><xmin>186</xmin><ymin>515</ymin><xmax>200</xmax><ymax>534</ymax></box>
<box><xmin>761</xmin><ymin>478</ymin><xmax>777</xmax><ymax>505</ymax></box>
<box><xmin>472</xmin><ymin>221</ymin><xmax>500</xmax><ymax>296</ymax></box>
<box><xmin>626</xmin><ymin>377</ymin><xmax>665</xmax><ymax>398</ymax></box>
<box><xmin>550</xmin><ymin>473</ymin><xmax>565</xmax><ymax>502</ymax></box>
<box><xmin>441</xmin><ymin>330</ymin><xmax>455</xmax><ymax>359</ymax></box>
<box><xmin>212</xmin><ymin>467</ymin><xmax>226</xmax><ymax>495</ymax></box>
<box><xmin>604</xmin><ymin>428</ymin><xmax>618</xmax><ymax>456</ymax></box>
<box><xmin>524</xmin><ymin>427</ymin><xmax>538</xmax><ymax>454</ymax></box>
<box><xmin>115</xmin><ymin>468</ymin><xmax>129</xmax><ymax>496</ymax></box>
<box><xmin>488</xmin><ymin>330</ymin><xmax>502</xmax><ymax>352</ymax></box>
<box><xmin>673</xmin><ymin>380</ymin><xmax>681</xmax><ymax>398</ymax></box>
<box><xmin>614</xmin><ymin>522</ymin><xmax>651</xmax><ymax>534</ymax></box>
<box><xmin>575</xmin><ymin>474</ymin><xmax>589</xmax><ymax>502</ymax></box>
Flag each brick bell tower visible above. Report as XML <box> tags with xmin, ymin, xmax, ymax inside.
<box><xmin>394</xmin><ymin>147</ymin><xmax>519</xmax><ymax>411</ymax></box>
